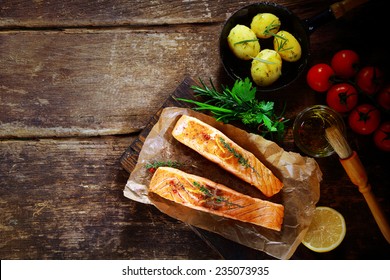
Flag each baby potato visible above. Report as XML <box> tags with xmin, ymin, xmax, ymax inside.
<box><xmin>251</xmin><ymin>49</ymin><xmax>282</xmax><ymax>87</ymax></box>
<box><xmin>227</xmin><ymin>24</ymin><xmax>260</xmax><ymax>60</ymax></box>
<box><xmin>250</xmin><ymin>13</ymin><xmax>281</xmax><ymax>39</ymax></box>
<box><xmin>273</xmin><ymin>30</ymin><xmax>302</xmax><ymax>62</ymax></box>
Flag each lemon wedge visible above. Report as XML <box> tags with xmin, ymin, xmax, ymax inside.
<box><xmin>302</xmin><ymin>206</ymin><xmax>346</xmax><ymax>253</ymax></box>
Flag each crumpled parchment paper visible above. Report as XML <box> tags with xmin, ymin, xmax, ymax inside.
<box><xmin>124</xmin><ymin>107</ymin><xmax>322</xmax><ymax>259</ymax></box>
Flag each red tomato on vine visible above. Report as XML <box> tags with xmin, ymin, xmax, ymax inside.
<box><xmin>348</xmin><ymin>104</ymin><xmax>381</xmax><ymax>135</ymax></box>
<box><xmin>373</xmin><ymin>121</ymin><xmax>390</xmax><ymax>152</ymax></box>
<box><xmin>326</xmin><ymin>83</ymin><xmax>358</xmax><ymax>113</ymax></box>
<box><xmin>331</xmin><ymin>49</ymin><xmax>360</xmax><ymax>79</ymax></box>
<box><xmin>377</xmin><ymin>85</ymin><xmax>390</xmax><ymax>111</ymax></box>
<box><xmin>306</xmin><ymin>63</ymin><xmax>335</xmax><ymax>92</ymax></box>
<box><xmin>356</xmin><ymin>66</ymin><xmax>384</xmax><ymax>95</ymax></box>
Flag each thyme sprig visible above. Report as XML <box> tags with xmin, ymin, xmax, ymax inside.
<box><xmin>192</xmin><ymin>181</ymin><xmax>242</xmax><ymax>208</ymax></box>
<box><xmin>176</xmin><ymin>77</ymin><xmax>289</xmax><ymax>141</ymax></box>
<box><xmin>145</xmin><ymin>160</ymin><xmax>182</xmax><ymax>173</ymax></box>
<box><xmin>218</xmin><ymin>137</ymin><xmax>259</xmax><ymax>176</ymax></box>
<box><xmin>193</xmin><ymin>181</ymin><xmax>213</xmax><ymax>197</ymax></box>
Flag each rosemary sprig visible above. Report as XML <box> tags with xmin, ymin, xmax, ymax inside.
<box><xmin>263</xmin><ymin>20</ymin><xmax>281</xmax><ymax>36</ymax></box>
<box><xmin>262</xmin><ymin>21</ymin><xmax>293</xmax><ymax>52</ymax></box>
<box><xmin>234</xmin><ymin>38</ymin><xmax>259</xmax><ymax>46</ymax></box>
<box><xmin>274</xmin><ymin>36</ymin><xmax>294</xmax><ymax>52</ymax></box>
<box><xmin>176</xmin><ymin>77</ymin><xmax>289</xmax><ymax>141</ymax></box>
<box><xmin>251</xmin><ymin>56</ymin><xmax>276</xmax><ymax>65</ymax></box>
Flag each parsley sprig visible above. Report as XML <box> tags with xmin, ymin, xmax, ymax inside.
<box><xmin>177</xmin><ymin>78</ymin><xmax>288</xmax><ymax>141</ymax></box>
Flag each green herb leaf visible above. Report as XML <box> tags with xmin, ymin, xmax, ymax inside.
<box><xmin>231</xmin><ymin>78</ymin><xmax>256</xmax><ymax>102</ymax></box>
<box><xmin>252</xmin><ymin>56</ymin><xmax>277</xmax><ymax>65</ymax></box>
<box><xmin>177</xmin><ymin>78</ymin><xmax>289</xmax><ymax>141</ymax></box>
<box><xmin>145</xmin><ymin>160</ymin><xmax>182</xmax><ymax>170</ymax></box>
<box><xmin>264</xmin><ymin>20</ymin><xmax>281</xmax><ymax>36</ymax></box>
<box><xmin>233</xmin><ymin>39</ymin><xmax>259</xmax><ymax>46</ymax></box>
<box><xmin>192</xmin><ymin>181</ymin><xmax>242</xmax><ymax>208</ymax></box>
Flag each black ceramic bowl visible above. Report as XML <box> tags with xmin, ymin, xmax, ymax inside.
<box><xmin>219</xmin><ymin>2</ymin><xmax>310</xmax><ymax>92</ymax></box>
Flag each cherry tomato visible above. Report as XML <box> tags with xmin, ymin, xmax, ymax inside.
<box><xmin>326</xmin><ymin>83</ymin><xmax>358</xmax><ymax>113</ymax></box>
<box><xmin>331</xmin><ymin>49</ymin><xmax>360</xmax><ymax>79</ymax></box>
<box><xmin>348</xmin><ymin>104</ymin><xmax>381</xmax><ymax>135</ymax></box>
<box><xmin>147</xmin><ymin>167</ymin><xmax>156</xmax><ymax>173</ymax></box>
<box><xmin>373</xmin><ymin>121</ymin><xmax>390</xmax><ymax>152</ymax></box>
<box><xmin>356</xmin><ymin>66</ymin><xmax>384</xmax><ymax>95</ymax></box>
<box><xmin>376</xmin><ymin>85</ymin><xmax>390</xmax><ymax>111</ymax></box>
<box><xmin>306</xmin><ymin>63</ymin><xmax>335</xmax><ymax>92</ymax></box>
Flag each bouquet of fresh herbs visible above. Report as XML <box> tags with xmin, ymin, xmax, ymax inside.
<box><xmin>177</xmin><ymin>77</ymin><xmax>288</xmax><ymax>141</ymax></box>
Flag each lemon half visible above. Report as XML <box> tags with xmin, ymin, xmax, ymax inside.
<box><xmin>302</xmin><ymin>206</ymin><xmax>346</xmax><ymax>253</ymax></box>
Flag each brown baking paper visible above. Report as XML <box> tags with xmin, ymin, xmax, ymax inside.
<box><xmin>124</xmin><ymin>107</ymin><xmax>322</xmax><ymax>259</ymax></box>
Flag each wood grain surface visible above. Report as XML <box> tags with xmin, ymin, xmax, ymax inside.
<box><xmin>1</xmin><ymin>0</ymin><xmax>389</xmax><ymax>260</ymax></box>
<box><xmin>0</xmin><ymin>0</ymin><xmax>327</xmax><ymax>28</ymax></box>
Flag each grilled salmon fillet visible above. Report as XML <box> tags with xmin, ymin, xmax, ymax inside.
<box><xmin>172</xmin><ymin>115</ymin><xmax>283</xmax><ymax>197</ymax></box>
<box><xmin>149</xmin><ymin>167</ymin><xmax>284</xmax><ymax>231</ymax></box>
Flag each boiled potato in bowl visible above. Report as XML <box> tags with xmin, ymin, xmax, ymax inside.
<box><xmin>221</xmin><ymin>5</ymin><xmax>307</xmax><ymax>89</ymax></box>
<box><xmin>227</xmin><ymin>24</ymin><xmax>260</xmax><ymax>60</ymax></box>
<box><xmin>273</xmin><ymin>30</ymin><xmax>302</xmax><ymax>62</ymax></box>
<box><xmin>251</xmin><ymin>49</ymin><xmax>282</xmax><ymax>86</ymax></box>
<box><xmin>250</xmin><ymin>13</ymin><xmax>281</xmax><ymax>39</ymax></box>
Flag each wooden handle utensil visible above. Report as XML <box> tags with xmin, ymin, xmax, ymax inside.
<box><xmin>325</xmin><ymin>126</ymin><xmax>390</xmax><ymax>244</ymax></box>
<box><xmin>330</xmin><ymin>0</ymin><xmax>369</xmax><ymax>19</ymax></box>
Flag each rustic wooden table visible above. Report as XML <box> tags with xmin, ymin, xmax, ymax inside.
<box><xmin>1</xmin><ymin>0</ymin><xmax>389</xmax><ymax>260</ymax></box>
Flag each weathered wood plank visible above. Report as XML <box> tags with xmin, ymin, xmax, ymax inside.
<box><xmin>0</xmin><ymin>0</ymin><xmax>330</xmax><ymax>28</ymax></box>
<box><xmin>0</xmin><ymin>26</ymin><xmax>222</xmax><ymax>138</ymax></box>
<box><xmin>0</xmin><ymin>128</ymin><xmax>389</xmax><ymax>259</ymax></box>
<box><xmin>0</xmin><ymin>136</ymin><xmax>222</xmax><ymax>259</ymax></box>
<box><xmin>1</xmin><ymin>0</ymin><xmax>389</xmax><ymax>262</ymax></box>
<box><xmin>1</xmin><ymin>1</ymin><xmax>385</xmax><ymax>139</ymax></box>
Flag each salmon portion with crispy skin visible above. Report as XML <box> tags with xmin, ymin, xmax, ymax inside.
<box><xmin>149</xmin><ymin>167</ymin><xmax>284</xmax><ymax>231</ymax></box>
<box><xmin>172</xmin><ymin>115</ymin><xmax>283</xmax><ymax>197</ymax></box>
